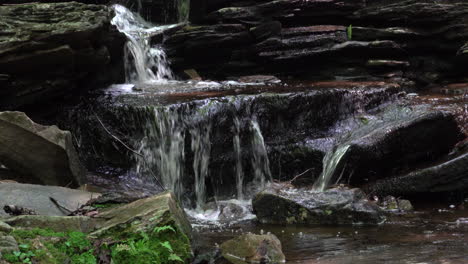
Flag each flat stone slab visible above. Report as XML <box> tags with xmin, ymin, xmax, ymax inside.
<box><xmin>0</xmin><ymin>183</ymin><xmax>99</xmax><ymax>217</ymax></box>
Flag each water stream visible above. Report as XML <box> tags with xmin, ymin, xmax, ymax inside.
<box><xmin>111</xmin><ymin>4</ymin><xmax>178</xmax><ymax>84</ymax></box>
<box><xmin>313</xmin><ymin>144</ymin><xmax>351</xmax><ymax>191</ymax></box>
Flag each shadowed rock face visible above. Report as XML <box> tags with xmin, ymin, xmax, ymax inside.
<box><xmin>0</xmin><ymin>2</ymin><xmax>124</xmax><ymax>110</ymax></box>
<box><xmin>165</xmin><ymin>0</ymin><xmax>468</xmax><ymax>83</ymax></box>
<box><xmin>0</xmin><ymin>111</ymin><xmax>85</xmax><ymax>186</ymax></box>
<box><xmin>367</xmin><ymin>151</ymin><xmax>468</xmax><ymax>197</ymax></box>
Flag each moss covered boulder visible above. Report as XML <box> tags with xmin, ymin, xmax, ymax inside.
<box><xmin>220</xmin><ymin>233</ymin><xmax>285</xmax><ymax>264</ymax></box>
<box><xmin>91</xmin><ymin>191</ymin><xmax>192</xmax><ymax>263</ymax></box>
<box><xmin>0</xmin><ymin>191</ymin><xmax>192</xmax><ymax>263</ymax></box>
<box><xmin>253</xmin><ymin>185</ymin><xmax>385</xmax><ymax>225</ymax></box>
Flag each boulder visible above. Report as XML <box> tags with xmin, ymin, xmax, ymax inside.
<box><xmin>91</xmin><ymin>191</ymin><xmax>191</xmax><ymax>239</ymax></box>
<box><xmin>316</xmin><ymin>106</ymin><xmax>464</xmax><ymax>188</ymax></box>
<box><xmin>0</xmin><ymin>183</ymin><xmax>98</xmax><ymax>217</ymax></box>
<box><xmin>367</xmin><ymin>151</ymin><xmax>468</xmax><ymax>197</ymax></box>
<box><xmin>220</xmin><ymin>233</ymin><xmax>285</xmax><ymax>264</ymax></box>
<box><xmin>0</xmin><ymin>111</ymin><xmax>85</xmax><ymax>186</ymax></box>
<box><xmin>253</xmin><ymin>185</ymin><xmax>385</xmax><ymax>225</ymax></box>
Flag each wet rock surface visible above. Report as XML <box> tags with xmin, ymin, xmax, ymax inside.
<box><xmin>0</xmin><ymin>111</ymin><xmax>85</xmax><ymax>186</ymax></box>
<box><xmin>252</xmin><ymin>185</ymin><xmax>385</xmax><ymax>225</ymax></box>
<box><xmin>220</xmin><ymin>233</ymin><xmax>285</xmax><ymax>264</ymax></box>
<box><xmin>65</xmin><ymin>81</ymin><xmax>401</xmax><ymax>202</ymax></box>
<box><xmin>0</xmin><ymin>2</ymin><xmax>124</xmax><ymax>109</ymax></box>
<box><xmin>318</xmin><ymin>105</ymin><xmax>464</xmax><ymax>188</ymax></box>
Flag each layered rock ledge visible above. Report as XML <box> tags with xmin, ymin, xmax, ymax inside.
<box><xmin>0</xmin><ymin>2</ymin><xmax>124</xmax><ymax>109</ymax></box>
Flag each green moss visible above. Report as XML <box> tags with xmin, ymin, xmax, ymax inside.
<box><xmin>11</xmin><ymin>228</ymin><xmax>65</xmax><ymax>239</ymax></box>
<box><xmin>4</xmin><ymin>228</ymin><xmax>96</xmax><ymax>264</ymax></box>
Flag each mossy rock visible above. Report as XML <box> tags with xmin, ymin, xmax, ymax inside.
<box><xmin>220</xmin><ymin>234</ymin><xmax>285</xmax><ymax>264</ymax></box>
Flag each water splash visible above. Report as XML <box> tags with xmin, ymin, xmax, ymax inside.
<box><xmin>111</xmin><ymin>4</ymin><xmax>177</xmax><ymax>84</ymax></box>
<box><xmin>313</xmin><ymin>144</ymin><xmax>351</xmax><ymax>191</ymax></box>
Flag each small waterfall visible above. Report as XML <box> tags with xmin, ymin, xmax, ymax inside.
<box><xmin>190</xmin><ymin>124</ymin><xmax>211</xmax><ymax>210</ymax></box>
<box><xmin>233</xmin><ymin>116</ymin><xmax>244</xmax><ymax>200</ymax></box>
<box><xmin>111</xmin><ymin>4</ymin><xmax>176</xmax><ymax>84</ymax></box>
<box><xmin>250</xmin><ymin>120</ymin><xmax>272</xmax><ymax>190</ymax></box>
<box><xmin>136</xmin><ymin>107</ymin><xmax>186</xmax><ymax>201</ymax></box>
<box><xmin>313</xmin><ymin>144</ymin><xmax>351</xmax><ymax>191</ymax></box>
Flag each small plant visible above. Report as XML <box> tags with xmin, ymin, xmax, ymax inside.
<box><xmin>347</xmin><ymin>24</ymin><xmax>353</xmax><ymax>40</ymax></box>
<box><xmin>110</xmin><ymin>225</ymin><xmax>188</xmax><ymax>264</ymax></box>
<box><xmin>3</xmin><ymin>244</ymin><xmax>35</xmax><ymax>264</ymax></box>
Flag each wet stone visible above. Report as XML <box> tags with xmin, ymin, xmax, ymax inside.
<box><xmin>253</xmin><ymin>184</ymin><xmax>385</xmax><ymax>225</ymax></box>
<box><xmin>220</xmin><ymin>233</ymin><xmax>286</xmax><ymax>264</ymax></box>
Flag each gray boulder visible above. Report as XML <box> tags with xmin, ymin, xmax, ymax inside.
<box><xmin>253</xmin><ymin>184</ymin><xmax>385</xmax><ymax>225</ymax></box>
<box><xmin>0</xmin><ymin>111</ymin><xmax>85</xmax><ymax>186</ymax></box>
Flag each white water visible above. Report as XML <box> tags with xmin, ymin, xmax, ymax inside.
<box><xmin>233</xmin><ymin>116</ymin><xmax>244</xmax><ymax>200</ymax></box>
<box><xmin>136</xmin><ymin>107</ymin><xmax>186</xmax><ymax>201</ymax></box>
<box><xmin>111</xmin><ymin>4</ymin><xmax>178</xmax><ymax>84</ymax></box>
<box><xmin>191</xmin><ymin>124</ymin><xmax>212</xmax><ymax>210</ymax></box>
<box><xmin>313</xmin><ymin>144</ymin><xmax>351</xmax><ymax>191</ymax></box>
<box><xmin>250</xmin><ymin>120</ymin><xmax>272</xmax><ymax>189</ymax></box>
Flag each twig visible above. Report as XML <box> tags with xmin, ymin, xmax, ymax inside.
<box><xmin>93</xmin><ymin>112</ymin><xmax>166</xmax><ymax>191</ymax></box>
<box><xmin>288</xmin><ymin>168</ymin><xmax>312</xmax><ymax>184</ymax></box>
<box><xmin>49</xmin><ymin>197</ymin><xmax>74</xmax><ymax>214</ymax></box>
<box><xmin>93</xmin><ymin>113</ymin><xmax>143</xmax><ymax>157</ymax></box>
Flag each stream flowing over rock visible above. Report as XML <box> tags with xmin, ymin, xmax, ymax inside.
<box><xmin>313</xmin><ymin>106</ymin><xmax>464</xmax><ymax>190</ymax></box>
<box><xmin>0</xmin><ymin>2</ymin><xmax>124</xmax><ymax>109</ymax></box>
<box><xmin>253</xmin><ymin>185</ymin><xmax>385</xmax><ymax>225</ymax></box>
<box><xmin>0</xmin><ymin>111</ymin><xmax>85</xmax><ymax>186</ymax></box>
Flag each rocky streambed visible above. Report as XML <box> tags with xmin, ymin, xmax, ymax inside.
<box><xmin>0</xmin><ymin>0</ymin><xmax>467</xmax><ymax>264</ymax></box>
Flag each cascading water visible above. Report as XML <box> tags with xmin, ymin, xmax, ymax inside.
<box><xmin>250</xmin><ymin>120</ymin><xmax>272</xmax><ymax>190</ymax></box>
<box><xmin>111</xmin><ymin>4</ymin><xmax>177</xmax><ymax>84</ymax></box>
<box><xmin>190</xmin><ymin>124</ymin><xmax>211</xmax><ymax>210</ymax></box>
<box><xmin>136</xmin><ymin>107</ymin><xmax>186</xmax><ymax>201</ymax></box>
<box><xmin>233</xmin><ymin>116</ymin><xmax>244</xmax><ymax>201</ymax></box>
<box><xmin>313</xmin><ymin>144</ymin><xmax>351</xmax><ymax>191</ymax></box>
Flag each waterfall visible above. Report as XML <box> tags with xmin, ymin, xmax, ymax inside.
<box><xmin>250</xmin><ymin>120</ymin><xmax>272</xmax><ymax>190</ymax></box>
<box><xmin>313</xmin><ymin>144</ymin><xmax>351</xmax><ymax>191</ymax></box>
<box><xmin>136</xmin><ymin>107</ymin><xmax>186</xmax><ymax>201</ymax></box>
<box><xmin>111</xmin><ymin>4</ymin><xmax>177</xmax><ymax>84</ymax></box>
<box><xmin>233</xmin><ymin>116</ymin><xmax>244</xmax><ymax>200</ymax></box>
<box><xmin>190</xmin><ymin>124</ymin><xmax>211</xmax><ymax>210</ymax></box>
